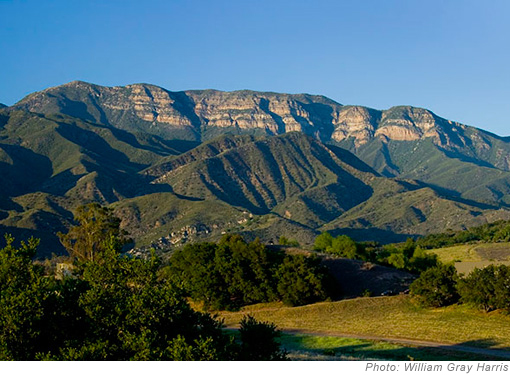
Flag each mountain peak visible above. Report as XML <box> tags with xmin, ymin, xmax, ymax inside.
<box><xmin>10</xmin><ymin>81</ymin><xmax>498</xmax><ymax>150</ymax></box>
<box><xmin>64</xmin><ymin>80</ymin><xmax>94</xmax><ymax>87</ymax></box>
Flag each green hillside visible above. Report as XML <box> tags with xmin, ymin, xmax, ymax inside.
<box><xmin>338</xmin><ymin>137</ymin><xmax>510</xmax><ymax>206</ymax></box>
<box><xmin>147</xmin><ymin>133</ymin><xmax>374</xmax><ymax>216</ymax></box>
<box><xmin>15</xmin><ymin>81</ymin><xmax>510</xmax><ymax>209</ymax></box>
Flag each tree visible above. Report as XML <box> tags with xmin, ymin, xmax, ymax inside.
<box><xmin>386</xmin><ymin>252</ymin><xmax>406</xmax><ymax>270</ymax></box>
<box><xmin>410</xmin><ymin>264</ymin><xmax>459</xmax><ymax>307</ymax></box>
<box><xmin>314</xmin><ymin>232</ymin><xmax>333</xmax><ymax>251</ymax></box>
<box><xmin>402</xmin><ymin>238</ymin><xmax>417</xmax><ymax>259</ymax></box>
<box><xmin>58</xmin><ymin>203</ymin><xmax>130</xmax><ymax>262</ymax></box>
<box><xmin>168</xmin><ymin>235</ymin><xmax>334</xmax><ymax>310</ymax></box>
<box><xmin>0</xmin><ymin>235</ymin><xmax>47</xmax><ymax>360</ymax></box>
<box><xmin>276</xmin><ymin>254</ymin><xmax>332</xmax><ymax>306</ymax></box>
<box><xmin>328</xmin><ymin>235</ymin><xmax>359</xmax><ymax>258</ymax></box>
<box><xmin>0</xmin><ymin>233</ymin><xmax>290</xmax><ymax>360</ymax></box>
<box><xmin>278</xmin><ymin>236</ymin><xmax>299</xmax><ymax>247</ymax></box>
<box><xmin>458</xmin><ymin>265</ymin><xmax>510</xmax><ymax>312</ymax></box>
<box><xmin>407</xmin><ymin>247</ymin><xmax>439</xmax><ymax>273</ymax></box>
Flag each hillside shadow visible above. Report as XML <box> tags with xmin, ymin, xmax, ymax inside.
<box><xmin>0</xmin><ymin>224</ymin><xmax>66</xmax><ymax>258</ymax></box>
<box><xmin>441</xmin><ymin>147</ymin><xmax>497</xmax><ymax>169</ymax></box>
<box><xmin>201</xmin><ymin>157</ymin><xmax>270</xmax><ymax>214</ymax></box>
<box><xmin>300</xmin><ymin>102</ymin><xmax>335</xmax><ymax>141</ymax></box>
<box><xmin>259</xmin><ymin>98</ymin><xmax>287</xmax><ymax>135</ymax></box>
<box><xmin>326</xmin><ymin>144</ymin><xmax>379</xmax><ymax>175</ymax></box>
<box><xmin>56</xmin><ymin>121</ymin><xmax>146</xmax><ymax>170</ymax></box>
<box><xmin>417</xmin><ymin>180</ymin><xmax>507</xmax><ymax>209</ymax></box>
<box><xmin>40</xmin><ymin>169</ymin><xmax>87</xmax><ymax>196</ymax></box>
<box><xmin>57</xmin><ymin>98</ymin><xmax>99</xmax><ymax>124</ymax></box>
<box><xmin>328</xmin><ymin>227</ymin><xmax>414</xmax><ymax>244</ymax></box>
<box><xmin>0</xmin><ymin>196</ymin><xmax>23</xmax><ymax>212</ymax></box>
<box><xmin>107</xmin><ymin>125</ymin><xmax>199</xmax><ymax>156</ymax></box>
<box><xmin>0</xmin><ymin>143</ymin><xmax>53</xmax><ymax>196</ymax></box>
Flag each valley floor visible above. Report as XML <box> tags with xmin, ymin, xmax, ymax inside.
<box><xmin>220</xmin><ymin>295</ymin><xmax>510</xmax><ymax>360</ymax></box>
<box><xmin>427</xmin><ymin>242</ymin><xmax>510</xmax><ymax>274</ymax></box>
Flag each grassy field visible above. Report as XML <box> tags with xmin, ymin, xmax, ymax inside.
<box><xmin>220</xmin><ymin>295</ymin><xmax>510</xmax><ymax>350</ymax></box>
<box><xmin>427</xmin><ymin>242</ymin><xmax>510</xmax><ymax>274</ymax></box>
<box><xmin>279</xmin><ymin>334</ymin><xmax>494</xmax><ymax>361</ymax></box>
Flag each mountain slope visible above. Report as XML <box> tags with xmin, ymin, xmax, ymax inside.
<box><xmin>4</xmin><ymin>82</ymin><xmax>510</xmax><ymax>255</ymax></box>
<box><xmin>13</xmin><ymin>81</ymin><xmax>510</xmax><ymax>208</ymax></box>
<box><xmin>145</xmin><ymin>132</ymin><xmax>376</xmax><ymax>225</ymax></box>
<box><xmin>143</xmin><ymin>132</ymin><xmax>510</xmax><ymax>243</ymax></box>
<box><xmin>323</xmin><ymin>179</ymin><xmax>510</xmax><ymax>242</ymax></box>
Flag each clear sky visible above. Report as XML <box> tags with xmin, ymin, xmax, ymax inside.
<box><xmin>1</xmin><ymin>0</ymin><xmax>509</xmax><ymax>135</ymax></box>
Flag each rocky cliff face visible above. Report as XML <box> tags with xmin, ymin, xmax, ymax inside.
<box><xmin>12</xmin><ymin>81</ymin><xmax>510</xmax><ymax>174</ymax></box>
<box><xmin>12</xmin><ymin>81</ymin><xmax>470</xmax><ymax>145</ymax></box>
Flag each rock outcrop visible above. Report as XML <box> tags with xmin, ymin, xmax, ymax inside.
<box><xmin>12</xmin><ymin>81</ymin><xmax>471</xmax><ymax>146</ymax></box>
<box><xmin>11</xmin><ymin>81</ymin><xmax>510</xmax><ymax>173</ymax></box>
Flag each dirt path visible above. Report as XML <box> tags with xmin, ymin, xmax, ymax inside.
<box><xmin>225</xmin><ymin>326</ymin><xmax>510</xmax><ymax>359</ymax></box>
<box><xmin>282</xmin><ymin>329</ymin><xmax>510</xmax><ymax>359</ymax></box>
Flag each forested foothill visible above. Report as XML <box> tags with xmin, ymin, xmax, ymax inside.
<box><xmin>313</xmin><ymin>232</ymin><xmax>438</xmax><ymax>274</ymax></box>
<box><xmin>415</xmin><ymin>220</ymin><xmax>510</xmax><ymax>249</ymax></box>
<box><xmin>0</xmin><ymin>204</ymin><xmax>288</xmax><ymax>360</ymax></box>
<box><xmin>4</xmin><ymin>202</ymin><xmax>510</xmax><ymax>361</ymax></box>
<box><xmin>314</xmin><ymin>229</ymin><xmax>510</xmax><ymax>314</ymax></box>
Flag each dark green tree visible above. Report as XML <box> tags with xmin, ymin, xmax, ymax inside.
<box><xmin>276</xmin><ymin>254</ymin><xmax>332</xmax><ymax>307</ymax></box>
<box><xmin>0</xmin><ymin>235</ymin><xmax>47</xmax><ymax>360</ymax></box>
<box><xmin>328</xmin><ymin>235</ymin><xmax>358</xmax><ymax>258</ymax></box>
<box><xmin>458</xmin><ymin>265</ymin><xmax>510</xmax><ymax>312</ymax></box>
<box><xmin>0</xmin><ymin>233</ymin><xmax>290</xmax><ymax>361</ymax></box>
<box><xmin>402</xmin><ymin>238</ymin><xmax>417</xmax><ymax>259</ymax></box>
<box><xmin>410</xmin><ymin>264</ymin><xmax>460</xmax><ymax>307</ymax></box>
<box><xmin>168</xmin><ymin>235</ymin><xmax>334</xmax><ymax>310</ymax></box>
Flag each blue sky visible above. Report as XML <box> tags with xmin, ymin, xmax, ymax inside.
<box><xmin>1</xmin><ymin>0</ymin><xmax>509</xmax><ymax>135</ymax></box>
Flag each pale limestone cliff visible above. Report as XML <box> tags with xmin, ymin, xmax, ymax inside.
<box><xmin>331</xmin><ymin>106</ymin><xmax>378</xmax><ymax>145</ymax></box>
<box><xmin>12</xmin><ymin>81</ymin><xmax>492</xmax><ymax>151</ymax></box>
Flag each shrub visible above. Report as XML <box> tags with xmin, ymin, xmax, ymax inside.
<box><xmin>278</xmin><ymin>236</ymin><xmax>300</xmax><ymax>247</ymax></box>
<box><xmin>328</xmin><ymin>235</ymin><xmax>358</xmax><ymax>258</ymax></box>
<box><xmin>237</xmin><ymin>315</ymin><xmax>287</xmax><ymax>360</ymax></box>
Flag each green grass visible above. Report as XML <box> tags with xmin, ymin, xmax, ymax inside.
<box><xmin>220</xmin><ymin>295</ymin><xmax>510</xmax><ymax>350</ymax></box>
<box><xmin>280</xmin><ymin>334</ymin><xmax>492</xmax><ymax>361</ymax></box>
<box><xmin>428</xmin><ymin>242</ymin><xmax>510</xmax><ymax>274</ymax></box>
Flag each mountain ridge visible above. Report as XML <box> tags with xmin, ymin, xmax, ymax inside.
<box><xmin>3</xmin><ymin>81</ymin><xmax>510</xmax><ymax>255</ymax></box>
<box><xmin>11</xmin><ymin>80</ymin><xmax>472</xmax><ymax>142</ymax></box>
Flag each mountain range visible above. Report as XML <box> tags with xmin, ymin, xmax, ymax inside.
<box><xmin>2</xmin><ymin>81</ymin><xmax>510</xmax><ymax>256</ymax></box>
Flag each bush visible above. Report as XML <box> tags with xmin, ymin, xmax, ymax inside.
<box><xmin>278</xmin><ymin>236</ymin><xmax>300</xmax><ymax>247</ymax></box>
<box><xmin>237</xmin><ymin>315</ymin><xmax>287</xmax><ymax>360</ymax></box>
<box><xmin>410</xmin><ymin>264</ymin><xmax>460</xmax><ymax>307</ymax></box>
<box><xmin>0</xmin><ymin>234</ymin><xmax>240</xmax><ymax>360</ymax></box>
<box><xmin>0</xmin><ymin>235</ymin><xmax>48</xmax><ymax>360</ymax></box>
